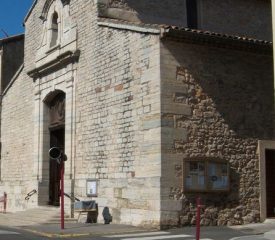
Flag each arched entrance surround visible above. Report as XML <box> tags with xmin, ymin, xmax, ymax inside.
<box><xmin>32</xmin><ymin>66</ymin><xmax>76</xmax><ymax>214</ymax></box>
<box><xmin>26</xmin><ymin>0</ymin><xmax>78</xmax><ymax>216</ymax></box>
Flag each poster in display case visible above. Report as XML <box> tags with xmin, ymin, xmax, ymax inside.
<box><xmin>86</xmin><ymin>179</ymin><xmax>98</xmax><ymax>197</ymax></box>
<box><xmin>184</xmin><ymin>159</ymin><xmax>229</xmax><ymax>192</ymax></box>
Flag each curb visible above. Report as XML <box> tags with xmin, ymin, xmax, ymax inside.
<box><xmin>24</xmin><ymin>229</ymin><xmax>89</xmax><ymax>238</ymax></box>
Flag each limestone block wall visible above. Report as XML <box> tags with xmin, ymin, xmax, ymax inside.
<box><xmin>160</xmin><ymin>40</ymin><xmax>274</xmax><ymax>227</ymax></box>
<box><xmin>198</xmin><ymin>0</ymin><xmax>272</xmax><ymax>41</ymax></box>
<box><xmin>0</xmin><ymin>69</ymin><xmax>35</xmax><ymax>211</ymax></box>
<box><xmin>0</xmin><ymin>0</ymin><xmax>49</xmax><ymax>212</ymax></box>
<box><xmin>24</xmin><ymin>0</ymin><xmax>45</xmax><ymax>73</ymax></box>
<box><xmin>69</xmin><ymin>1</ymin><xmax>162</xmax><ymax>227</ymax></box>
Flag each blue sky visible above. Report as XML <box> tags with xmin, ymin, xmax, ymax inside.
<box><xmin>0</xmin><ymin>0</ymin><xmax>34</xmax><ymax>38</ymax></box>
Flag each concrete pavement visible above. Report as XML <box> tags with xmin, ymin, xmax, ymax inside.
<box><xmin>16</xmin><ymin>223</ymin><xmax>275</xmax><ymax>240</ymax></box>
<box><xmin>264</xmin><ymin>230</ymin><xmax>275</xmax><ymax>240</ymax></box>
<box><xmin>22</xmin><ymin>222</ymin><xmax>149</xmax><ymax>238</ymax></box>
<box><xmin>1</xmin><ymin>208</ymin><xmax>275</xmax><ymax>239</ymax></box>
<box><xmin>18</xmin><ymin>220</ymin><xmax>275</xmax><ymax>239</ymax></box>
<box><xmin>229</xmin><ymin>220</ymin><xmax>275</xmax><ymax>240</ymax></box>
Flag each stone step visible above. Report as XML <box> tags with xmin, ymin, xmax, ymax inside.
<box><xmin>0</xmin><ymin>216</ymin><xmax>76</xmax><ymax>225</ymax></box>
<box><xmin>5</xmin><ymin>214</ymin><xmax>71</xmax><ymax>222</ymax></box>
<box><xmin>0</xmin><ymin>206</ymin><xmax>77</xmax><ymax>226</ymax></box>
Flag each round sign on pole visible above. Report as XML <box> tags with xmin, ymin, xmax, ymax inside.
<box><xmin>49</xmin><ymin>147</ymin><xmax>62</xmax><ymax>160</ymax></box>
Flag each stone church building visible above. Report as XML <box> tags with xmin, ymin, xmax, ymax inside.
<box><xmin>0</xmin><ymin>0</ymin><xmax>273</xmax><ymax>228</ymax></box>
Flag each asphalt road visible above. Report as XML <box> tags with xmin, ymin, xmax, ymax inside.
<box><xmin>0</xmin><ymin>225</ymin><xmax>270</xmax><ymax>240</ymax></box>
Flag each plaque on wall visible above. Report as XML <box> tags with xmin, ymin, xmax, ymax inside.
<box><xmin>86</xmin><ymin>179</ymin><xmax>98</xmax><ymax>197</ymax></box>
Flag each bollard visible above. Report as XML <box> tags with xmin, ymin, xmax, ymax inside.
<box><xmin>3</xmin><ymin>192</ymin><xmax>7</xmax><ymax>213</ymax></box>
<box><xmin>0</xmin><ymin>192</ymin><xmax>7</xmax><ymax>213</ymax></box>
<box><xmin>196</xmin><ymin>197</ymin><xmax>201</xmax><ymax>240</ymax></box>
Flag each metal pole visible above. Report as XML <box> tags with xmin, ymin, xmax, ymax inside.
<box><xmin>196</xmin><ymin>197</ymin><xmax>201</xmax><ymax>240</ymax></box>
<box><xmin>61</xmin><ymin>160</ymin><xmax>65</xmax><ymax>230</ymax></box>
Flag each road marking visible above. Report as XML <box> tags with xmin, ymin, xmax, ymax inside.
<box><xmin>230</xmin><ymin>236</ymin><xmax>264</xmax><ymax>240</ymax></box>
<box><xmin>192</xmin><ymin>239</ymin><xmax>214</xmax><ymax>240</ymax></box>
<box><xmin>104</xmin><ymin>231</ymin><xmax>170</xmax><ymax>238</ymax></box>
<box><xmin>121</xmin><ymin>234</ymin><xmax>193</xmax><ymax>240</ymax></box>
<box><xmin>0</xmin><ymin>230</ymin><xmax>20</xmax><ymax>235</ymax></box>
<box><xmin>103</xmin><ymin>232</ymin><xmax>215</xmax><ymax>240</ymax></box>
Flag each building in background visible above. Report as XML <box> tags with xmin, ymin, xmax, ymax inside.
<box><xmin>0</xmin><ymin>0</ymin><xmax>273</xmax><ymax>228</ymax></box>
<box><xmin>0</xmin><ymin>34</ymin><xmax>24</xmax><ymax>92</ymax></box>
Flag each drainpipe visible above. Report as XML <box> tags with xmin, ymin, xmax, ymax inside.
<box><xmin>272</xmin><ymin>1</ymin><xmax>275</xmax><ymax>135</ymax></box>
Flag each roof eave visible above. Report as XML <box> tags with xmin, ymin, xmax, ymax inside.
<box><xmin>161</xmin><ymin>28</ymin><xmax>272</xmax><ymax>55</ymax></box>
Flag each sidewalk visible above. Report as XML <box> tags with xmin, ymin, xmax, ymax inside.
<box><xmin>0</xmin><ymin>210</ymin><xmax>151</xmax><ymax>238</ymax></box>
<box><xmin>229</xmin><ymin>220</ymin><xmax>275</xmax><ymax>240</ymax></box>
<box><xmin>265</xmin><ymin>230</ymin><xmax>275</xmax><ymax>240</ymax></box>
<box><xmin>21</xmin><ymin>222</ymin><xmax>150</xmax><ymax>238</ymax></box>
<box><xmin>1</xmin><ymin>211</ymin><xmax>275</xmax><ymax>239</ymax></box>
<box><xmin>21</xmin><ymin>220</ymin><xmax>275</xmax><ymax>239</ymax></box>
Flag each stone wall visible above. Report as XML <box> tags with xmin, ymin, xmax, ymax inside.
<box><xmin>0</xmin><ymin>0</ymin><xmax>162</xmax><ymax>226</ymax></box>
<box><xmin>99</xmin><ymin>0</ymin><xmax>272</xmax><ymax>41</ymax></box>
<box><xmin>68</xmin><ymin>0</ymin><xmax>162</xmax><ymax>226</ymax></box>
<box><xmin>24</xmin><ymin>0</ymin><xmax>44</xmax><ymax>73</ymax></box>
<box><xmin>160</xmin><ymin>40</ymin><xmax>274</xmax><ymax>227</ymax></box>
<box><xmin>0</xmin><ymin>0</ymin><xmax>65</xmax><ymax>212</ymax></box>
<box><xmin>0</xmin><ymin>68</ymin><xmax>35</xmax><ymax>211</ymax></box>
<box><xmin>98</xmin><ymin>0</ymin><xmax>187</xmax><ymax>26</ymax></box>
<box><xmin>0</xmin><ymin>0</ymin><xmax>48</xmax><ymax>212</ymax></box>
<box><xmin>0</xmin><ymin>0</ymin><xmax>272</xmax><ymax>228</ymax></box>
<box><xmin>198</xmin><ymin>0</ymin><xmax>272</xmax><ymax>41</ymax></box>
<box><xmin>0</xmin><ymin>0</ymin><xmax>43</xmax><ymax>208</ymax></box>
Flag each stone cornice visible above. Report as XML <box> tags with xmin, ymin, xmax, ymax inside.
<box><xmin>27</xmin><ymin>50</ymin><xmax>80</xmax><ymax>79</ymax></box>
<box><xmin>98</xmin><ymin>18</ymin><xmax>160</xmax><ymax>34</ymax></box>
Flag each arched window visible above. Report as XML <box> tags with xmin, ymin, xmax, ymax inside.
<box><xmin>50</xmin><ymin>12</ymin><xmax>59</xmax><ymax>47</ymax></box>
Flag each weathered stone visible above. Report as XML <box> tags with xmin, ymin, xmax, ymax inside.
<box><xmin>0</xmin><ymin>0</ymin><xmax>272</xmax><ymax>230</ymax></box>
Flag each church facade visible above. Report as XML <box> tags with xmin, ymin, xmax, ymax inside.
<box><xmin>0</xmin><ymin>0</ymin><xmax>273</xmax><ymax>228</ymax></box>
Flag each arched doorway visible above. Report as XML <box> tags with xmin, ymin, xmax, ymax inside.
<box><xmin>46</xmin><ymin>91</ymin><xmax>65</xmax><ymax>206</ymax></box>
